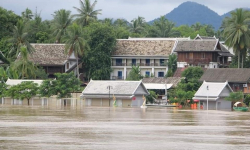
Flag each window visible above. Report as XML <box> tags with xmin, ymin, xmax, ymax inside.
<box><xmin>118</xmin><ymin>71</ymin><xmax>123</xmax><ymax>79</ymax></box>
<box><xmin>202</xmin><ymin>53</ymin><xmax>205</xmax><ymax>58</ymax></box>
<box><xmin>116</xmin><ymin>59</ymin><xmax>122</xmax><ymax>66</ymax></box>
<box><xmin>158</xmin><ymin>72</ymin><xmax>164</xmax><ymax>77</ymax></box>
<box><xmin>145</xmin><ymin>71</ymin><xmax>150</xmax><ymax>77</ymax></box>
<box><xmin>146</xmin><ymin>59</ymin><xmax>150</xmax><ymax>66</ymax></box>
<box><xmin>132</xmin><ymin>59</ymin><xmax>136</xmax><ymax>66</ymax></box>
<box><xmin>66</xmin><ymin>63</ymin><xmax>69</xmax><ymax>69</ymax></box>
<box><xmin>160</xmin><ymin>59</ymin><xmax>165</xmax><ymax>66</ymax></box>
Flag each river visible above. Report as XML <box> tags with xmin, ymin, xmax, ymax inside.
<box><xmin>0</xmin><ymin>106</ymin><xmax>250</xmax><ymax>150</ymax></box>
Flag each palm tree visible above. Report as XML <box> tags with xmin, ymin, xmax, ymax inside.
<box><xmin>129</xmin><ymin>16</ymin><xmax>146</xmax><ymax>34</ymax></box>
<box><xmin>223</xmin><ymin>9</ymin><xmax>250</xmax><ymax>68</ymax></box>
<box><xmin>52</xmin><ymin>9</ymin><xmax>73</xmax><ymax>43</ymax></box>
<box><xmin>73</xmin><ymin>0</ymin><xmax>102</xmax><ymax>26</ymax></box>
<box><xmin>8</xmin><ymin>19</ymin><xmax>34</xmax><ymax>58</ymax></box>
<box><xmin>191</xmin><ymin>22</ymin><xmax>203</xmax><ymax>31</ymax></box>
<box><xmin>12</xmin><ymin>46</ymin><xmax>37</xmax><ymax>79</ymax></box>
<box><xmin>64</xmin><ymin>23</ymin><xmax>86</xmax><ymax>78</ymax></box>
<box><xmin>149</xmin><ymin>16</ymin><xmax>180</xmax><ymax>37</ymax></box>
<box><xmin>21</xmin><ymin>8</ymin><xmax>33</xmax><ymax>22</ymax></box>
<box><xmin>114</xmin><ymin>19</ymin><xmax>129</xmax><ymax>28</ymax></box>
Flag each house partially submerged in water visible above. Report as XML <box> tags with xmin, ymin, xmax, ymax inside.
<box><xmin>193</xmin><ymin>81</ymin><xmax>233</xmax><ymax>110</ymax></box>
<box><xmin>81</xmin><ymin>80</ymin><xmax>149</xmax><ymax>107</ymax></box>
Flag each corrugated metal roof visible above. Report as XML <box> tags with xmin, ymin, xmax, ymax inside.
<box><xmin>82</xmin><ymin>80</ymin><xmax>149</xmax><ymax>95</ymax></box>
<box><xmin>6</xmin><ymin>79</ymin><xmax>43</xmax><ymax>86</ymax></box>
<box><xmin>194</xmin><ymin>81</ymin><xmax>232</xmax><ymax>97</ymax></box>
<box><xmin>199</xmin><ymin>68</ymin><xmax>250</xmax><ymax>83</ymax></box>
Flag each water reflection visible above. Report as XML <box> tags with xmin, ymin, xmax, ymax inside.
<box><xmin>0</xmin><ymin>106</ymin><xmax>250</xmax><ymax>150</ymax></box>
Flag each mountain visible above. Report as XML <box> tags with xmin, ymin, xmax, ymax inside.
<box><xmin>149</xmin><ymin>1</ymin><xmax>249</xmax><ymax>30</ymax></box>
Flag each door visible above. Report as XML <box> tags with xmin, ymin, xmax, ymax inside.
<box><xmin>118</xmin><ymin>71</ymin><xmax>122</xmax><ymax>79</ymax></box>
<box><xmin>117</xmin><ymin>100</ymin><xmax>122</xmax><ymax>107</ymax></box>
<box><xmin>217</xmin><ymin>102</ymin><xmax>221</xmax><ymax>110</ymax></box>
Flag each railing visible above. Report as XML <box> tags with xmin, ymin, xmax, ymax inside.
<box><xmin>47</xmin><ymin>67</ymin><xmax>63</xmax><ymax>74</ymax></box>
<box><xmin>111</xmin><ymin>76</ymin><xmax>124</xmax><ymax>80</ymax></box>
<box><xmin>113</xmin><ymin>63</ymin><xmax>126</xmax><ymax>66</ymax></box>
<box><xmin>186</xmin><ymin>58</ymin><xmax>211</xmax><ymax>64</ymax></box>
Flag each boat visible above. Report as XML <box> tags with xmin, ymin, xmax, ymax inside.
<box><xmin>233</xmin><ymin>102</ymin><xmax>249</xmax><ymax>112</ymax></box>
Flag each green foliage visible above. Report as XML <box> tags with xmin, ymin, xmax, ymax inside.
<box><xmin>34</xmin><ymin>67</ymin><xmax>48</xmax><ymax>79</ymax></box>
<box><xmin>166</xmin><ymin>54</ymin><xmax>177</xmax><ymax>77</ymax></box>
<box><xmin>244</xmin><ymin>94</ymin><xmax>250</xmax><ymax>106</ymax></box>
<box><xmin>181</xmin><ymin>66</ymin><xmax>204</xmax><ymax>81</ymax></box>
<box><xmin>5</xmin><ymin>81</ymin><xmax>39</xmax><ymax>105</ymax></box>
<box><xmin>146</xmin><ymin>90</ymin><xmax>157</xmax><ymax>104</ymax></box>
<box><xmin>225</xmin><ymin>91</ymin><xmax>244</xmax><ymax>102</ymax></box>
<box><xmin>0</xmin><ymin>67</ymin><xmax>8</xmax><ymax>82</ymax></box>
<box><xmin>39</xmin><ymin>80</ymin><xmax>56</xmax><ymax>98</ymax></box>
<box><xmin>52</xmin><ymin>72</ymin><xmax>81</xmax><ymax>99</ymax></box>
<box><xmin>126</xmin><ymin>65</ymin><xmax>143</xmax><ymax>81</ymax></box>
<box><xmin>84</xmin><ymin>22</ymin><xmax>116</xmax><ymax>80</ymax></box>
<box><xmin>36</xmin><ymin>31</ymin><xmax>49</xmax><ymax>43</ymax></box>
<box><xmin>0</xmin><ymin>81</ymin><xmax>7</xmax><ymax>97</ymax></box>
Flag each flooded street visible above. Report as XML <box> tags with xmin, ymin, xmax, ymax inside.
<box><xmin>0</xmin><ymin>106</ymin><xmax>250</xmax><ymax>150</ymax></box>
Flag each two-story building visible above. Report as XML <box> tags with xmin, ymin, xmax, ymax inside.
<box><xmin>29</xmin><ymin>44</ymin><xmax>78</xmax><ymax>78</ymax></box>
<box><xmin>199</xmin><ymin>68</ymin><xmax>250</xmax><ymax>94</ymax></box>
<box><xmin>111</xmin><ymin>38</ymin><xmax>189</xmax><ymax>80</ymax></box>
<box><xmin>174</xmin><ymin>37</ymin><xmax>233</xmax><ymax>69</ymax></box>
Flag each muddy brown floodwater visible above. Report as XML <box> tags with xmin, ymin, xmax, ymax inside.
<box><xmin>0</xmin><ymin>106</ymin><xmax>250</xmax><ymax>150</ymax></box>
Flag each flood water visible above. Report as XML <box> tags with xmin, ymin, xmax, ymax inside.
<box><xmin>0</xmin><ymin>106</ymin><xmax>250</xmax><ymax>150</ymax></box>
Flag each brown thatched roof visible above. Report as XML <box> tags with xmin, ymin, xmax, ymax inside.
<box><xmin>199</xmin><ymin>68</ymin><xmax>250</xmax><ymax>83</ymax></box>
<box><xmin>113</xmin><ymin>39</ymin><xmax>176</xmax><ymax>56</ymax></box>
<box><xmin>174</xmin><ymin>40</ymin><xmax>220</xmax><ymax>52</ymax></box>
<box><xmin>142</xmin><ymin>77</ymin><xmax>184</xmax><ymax>87</ymax></box>
<box><xmin>29</xmin><ymin>44</ymin><xmax>70</xmax><ymax>66</ymax></box>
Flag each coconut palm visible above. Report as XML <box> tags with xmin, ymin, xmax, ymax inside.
<box><xmin>52</xmin><ymin>9</ymin><xmax>73</xmax><ymax>43</ymax></box>
<box><xmin>12</xmin><ymin>46</ymin><xmax>37</xmax><ymax>79</ymax></box>
<box><xmin>129</xmin><ymin>16</ymin><xmax>146</xmax><ymax>34</ymax></box>
<box><xmin>223</xmin><ymin>9</ymin><xmax>250</xmax><ymax>68</ymax></box>
<box><xmin>21</xmin><ymin>8</ymin><xmax>33</xmax><ymax>22</ymax></box>
<box><xmin>8</xmin><ymin>19</ymin><xmax>34</xmax><ymax>58</ymax></box>
<box><xmin>191</xmin><ymin>22</ymin><xmax>203</xmax><ymax>31</ymax></box>
<box><xmin>149</xmin><ymin>16</ymin><xmax>180</xmax><ymax>37</ymax></box>
<box><xmin>64</xmin><ymin>23</ymin><xmax>86</xmax><ymax>78</ymax></box>
<box><xmin>73</xmin><ymin>0</ymin><xmax>102</xmax><ymax>26</ymax></box>
<box><xmin>114</xmin><ymin>19</ymin><xmax>129</xmax><ymax>28</ymax></box>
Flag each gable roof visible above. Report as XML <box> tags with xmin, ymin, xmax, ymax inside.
<box><xmin>113</xmin><ymin>39</ymin><xmax>176</xmax><ymax>56</ymax></box>
<box><xmin>194</xmin><ymin>34</ymin><xmax>216</xmax><ymax>40</ymax></box>
<box><xmin>142</xmin><ymin>77</ymin><xmax>183</xmax><ymax>87</ymax></box>
<box><xmin>82</xmin><ymin>80</ymin><xmax>149</xmax><ymax>96</ymax></box>
<box><xmin>199</xmin><ymin>68</ymin><xmax>250</xmax><ymax>83</ymax></box>
<box><xmin>6</xmin><ymin>79</ymin><xmax>43</xmax><ymax>86</ymax></box>
<box><xmin>29</xmin><ymin>44</ymin><xmax>74</xmax><ymax>66</ymax></box>
<box><xmin>194</xmin><ymin>81</ymin><xmax>233</xmax><ymax>97</ymax></box>
<box><xmin>174</xmin><ymin>40</ymin><xmax>220</xmax><ymax>52</ymax></box>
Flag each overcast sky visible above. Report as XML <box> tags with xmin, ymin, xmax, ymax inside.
<box><xmin>1</xmin><ymin>0</ymin><xmax>250</xmax><ymax>22</ymax></box>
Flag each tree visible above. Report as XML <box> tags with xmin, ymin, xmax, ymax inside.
<box><xmin>166</xmin><ymin>54</ymin><xmax>177</xmax><ymax>77</ymax></box>
<box><xmin>73</xmin><ymin>0</ymin><xmax>102</xmax><ymax>26</ymax></box>
<box><xmin>39</xmin><ymin>79</ymin><xmax>56</xmax><ymax>99</ymax></box>
<box><xmin>8</xmin><ymin>19</ymin><xmax>34</xmax><ymax>58</ymax></box>
<box><xmin>52</xmin><ymin>9</ymin><xmax>73</xmax><ymax>43</ymax></box>
<box><xmin>21</xmin><ymin>8</ymin><xmax>33</xmax><ymax>23</ymax></box>
<box><xmin>114</xmin><ymin>19</ymin><xmax>129</xmax><ymax>28</ymax></box>
<box><xmin>225</xmin><ymin>91</ymin><xmax>244</xmax><ymax>102</ymax></box>
<box><xmin>126</xmin><ymin>65</ymin><xmax>143</xmax><ymax>81</ymax></box>
<box><xmin>11</xmin><ymin>46</ymin><xmax>37</xmax><ymax>79</ymax></box>
<box><xmin>84</xmin><ymin>22</ymin><xmax>116</xmax><ymax>80</ymax></box>
<box><xmin>223</xmin><ymin>9</ymin><xmax>250</xmax><ymax>68</ymax></box>
<box><xmin>146</xmin><ymin>90</ymin><xmax>157</xmax><ymax>104</ymax></box>
<box><xmin>52</xmin><ymin>72</ymin><xmax>81</xmax><ymax>99</ymax></box>
<box><xmin>64</xmin><ymin>23</ymin><xmax>86</xmax><ymax>78</ymax></box>
<box><xmin>129</xmin><ymin>16</ymin><xmax>146</xmax><ymax>35</ymax></box>
<box><xmin>0</xmin><ymin>80</ymin><xmax>7</xmax><ymax>100</ymax></box>
<box><xmin>191</xmin><ymin>22</ymin><xmax>203</xmax><ymax>31</ymax></box>
<box><xmin>5</xmin><ymin>81</ymin><xmax>39</xmax><ymax>105</ymax></box>
<box><xmin>148</xmin><ymin>16</ymin><xmax>180</xmax><ymax>37</ymax></box>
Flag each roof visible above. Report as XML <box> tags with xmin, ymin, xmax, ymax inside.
<box><xmin>199</xmin><ymin>68</ymin><xmax>250</xmax><ymax>83</ymax></box>
<box><xmin>29</xmin><ymin>44</ymin><xmax>72</xmax><ymax>65</ymax></box>
<box><xmin>113</xmin><ymin>39</ymin><xmax>176</xmax><ymax>56</ymax></box>
<box><xmin>174</xmin><ymin>40</ymin><xmax>220</xmax><ymax>52</ymax></box>
<box><xmin>194</xmin><ymin>34</ymin><xmax>216</xmax><ymax>40</ymax></box>
<box><xmin>82</xmin><ymin>80</ymin><xmax>149</xmax><ymax>95</ymax></box>
<box><xmin>144</xmin><ymin>83</ymin><xmax>172</xmax><ymax>90</ymax></box>
<box><xmin>6</xmin><ymin>79</ymin><xmax>43</xmax><ymax>86</ymax></box>
<box><xmin>142</xmin><ymin>77</ymin><xmax>183</xmax><ymax>87</ymax></box>
<box><xmin>194</xmin><ymin>81</ymin><xmax>233</xmax><ymax>97</ymax></box>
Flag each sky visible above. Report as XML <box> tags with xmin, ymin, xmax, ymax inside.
<box><xmin>1</xmin><ymin>0</ymin><xmax>250</xmax><ymax>22</ymax></box>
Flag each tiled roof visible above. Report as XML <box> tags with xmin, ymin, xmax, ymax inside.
<box><xmin>29</xmin><ymin>44</ymin><xmax>69</xmax><ymax>65</ymax></box>
<box><xmin>174</xmin><ymin>40</ymin><xmax>219</xmax><ymax>52</ymax></box>
<box><xmin>113</xmin><ymin>39</ymin><xmax>176</xmax><ymax>56</ymax></box>
<box><xmin>142</xmin><ymin>77</ymin><xmax>183</xmax><ymax>87</ymax></box>
<box><xmin>82</xmin><ymin>80</ymin><xmax>149</xmax><ymax>95</ymax></box>
<box><xmin>199</xmin><ymin>68</ymin><xmax>250</xmax><ymax>83</ymax></box>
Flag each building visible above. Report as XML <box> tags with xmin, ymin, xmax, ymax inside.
<box><xmin>199</xmin><ymin>68</ymin><xmax>250</xmax><ymax>94</ymax></box>
<box><xmin>29</xmin><ymin>44</ymin><xmax>78</xmax><ymax>78</ymax></box>
<box><xmin>111</xmin><ymin>38</ymin><xmax>189</xmax><ymax>80</ymax></box>
<box><xmin>81</xmin><ymin>80</ymin><xmax>149</xmax><ymax>107</ymax></box>
<box><xmin>193</xmin><ymin>81</ymin><xmax>233</xmax><ymax>110</ymax></box>
<box><xmin>174</xmin><ymin>38</ymin><xmax>233</xmax><ymax>69</ymax></box>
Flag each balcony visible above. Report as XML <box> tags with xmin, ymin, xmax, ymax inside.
<box><xmin>113</xmin><ymin>63</ymin><xmax>126</xmax><ymax>66</ymax></box>
<box><xmin>111</xmin><ymin>76</ymin><xmax>124</xmax><ymax>80</ymax></box>
<box><xmin>186</xmin><ymin>58</ymin><xmax>211</xmax><ymax>64</ymax></box>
